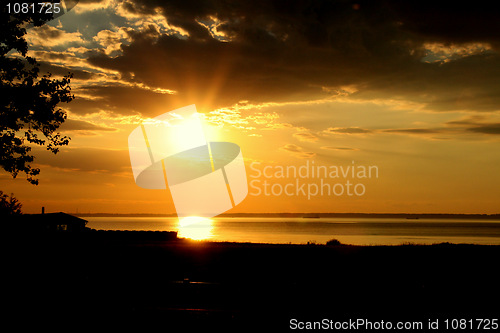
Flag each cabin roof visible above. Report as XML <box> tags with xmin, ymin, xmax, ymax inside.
<box><xmin>21</xmin><ymin>212</ymin><xmax>88</xmax><ymax>225</ymax></box>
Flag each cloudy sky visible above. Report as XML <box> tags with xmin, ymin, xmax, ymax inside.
<box><xmin>2</xmin><ymin>0</ymin><xmax>500</xmax><ymax>214</ymax></box>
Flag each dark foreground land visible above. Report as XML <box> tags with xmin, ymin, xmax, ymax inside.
<box><xmin>5</xmin><ymin>232</ymin><xmax>500</xmax><ymax>332</ymax></box>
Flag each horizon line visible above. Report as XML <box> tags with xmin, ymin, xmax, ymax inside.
<box><xmin>40</xmin><ymin>212</ymin><xmax>500</xmax><ymax>217</ymax></box>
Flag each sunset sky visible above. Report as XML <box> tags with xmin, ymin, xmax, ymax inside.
<box><xmin>2</xmin><ymin>0</ymin><xmax>500</xmax><ymax>214</ymax></box>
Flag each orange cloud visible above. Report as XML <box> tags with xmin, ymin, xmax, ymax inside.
<box><xmin>280</xmin><ymin>144</ymin><xmax>316</xmax><ymax>159</ymax></box>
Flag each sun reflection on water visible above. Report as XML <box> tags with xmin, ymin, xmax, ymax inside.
<box><xmin>177</xmin><ymin>216</ymin><xmax>214</xmax><ymax>240</ymax></box>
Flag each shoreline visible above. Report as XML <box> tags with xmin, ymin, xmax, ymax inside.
<box><xmin>14</xmin><ymin>228</ymin><xmax>500</xmax><ymax>246</ymax></box>
<box><xmin>70</xmin><ymin>212</ymin><xmax>500</xmax><ymax>219</ymax></box>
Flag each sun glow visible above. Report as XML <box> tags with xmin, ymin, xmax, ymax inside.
<box><xmin>178</xmin><ymin>216</ymin><xmax>214</xmax><ymax>240</ymax></box>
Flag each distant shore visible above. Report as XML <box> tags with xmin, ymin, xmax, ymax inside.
<box><xmin>71</xmin><ymin>212</ymin><xmax>500</xmax><ymax>219</ymax></box>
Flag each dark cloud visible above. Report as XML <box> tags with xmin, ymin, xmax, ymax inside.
<box><xmin>385</xmin><ymin>1</ymin><xmax>500</xmax><ymax>46</ymax></box>
<box><xmin>68</xmin><ymin>83</ymin><xmax>174</xmax><ymax>115</ymax></box>
<box><xmin>381</xmin><ymin>119</ymin><xmax>500</xmax><ymax>137</ymax></box>
<box><xmin>281</xmin><ymin>143</ymin><xmax>302</xmax><ymax>153</ymax></box>
<box><xmin>78</xmin><ymin>0</ymin><xmax>108</xmax><ymax>3</ymax></box>
<box><xmin>38</xmin><ymin>62</ymin><xmax>97</xmax><ymax>80</ymax></box>
<box><xmin>467</xmin><ymin>124</ymin><xmax>500</xmax><ymax>135</ymax></box>
<box><xmin>383</xmin><ymin>128</ymin><xmax>440</xmax><ymax>134</ymax></box>
<box><xmin>444</xmin><ymin>116</ymin><xmax>500</xmax><ymax>135</ymax></box>
<box><xmin>85</xmin><ymin>0</ymin><xmax>416</xmax><ymax>111</ymax></box>
<box><xmin>33</xmin><ymin>147</ymin><xmax>130</xmax><ymax>173</ymax></box>
<box><xmin>129</xmin><ymin>0</ymin><xmax>500</xmax><ymax>46</ymax></box>
<box><xmin>352</xmin><ymin>54</ymin><xmax>500</xmax><ymax>112</ymax></box>
<box><xmin>280</xmin><ymin>143</ymin><xmax>315</xmax><ymax>158</ymax></box>
<box><xmin>87</xmin><ymin>33</ymin><xmax>332</xmax><ymax>112</ymax></box>
<box><xmin>446</xmin><ymin>117</ymin><xmax>500</xmax><ymax>135</ymax></box>
<box><xmin>325</xmin><ymin>127</ymin><xmax>372</xmax><ymax>134</ymax></box>
<box><xmin>58</xmin><ymin>119</ymin><xmax>117</xmax><ymax>132</ymax></box>
<box><xmin>31</xmin><ymin>24</ymin><xmax>64</xmax><ymax>39</ymax></box>
<box><xmin>81</xmin><ymin>0</ymin><xmax>500</xmax><ymax>114</ymax></box>
<box><xmin>293</xmin><ymin>132</ymin><xmax>318</xmax><ymax>142</ymax></box>
<box><xmin>321</xmin><ymin>146</ymin><xmax>358</xmax><ymax>151</ymax></box>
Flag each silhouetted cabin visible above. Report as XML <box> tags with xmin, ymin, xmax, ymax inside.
<box><xmin>11</xmin><ymin>212</ymin><xmax>88</xmax><ymax>232</ymax></box>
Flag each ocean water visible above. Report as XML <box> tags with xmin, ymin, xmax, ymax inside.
<box><xmin>84</xmin><ymin>216</ymin><xmax>500</xmax><ymax>245</ymax></box>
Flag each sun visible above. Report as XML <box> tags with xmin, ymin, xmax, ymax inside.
<box><xmin>178</xmin><ymin>216</ymin><xmax>214</xmax><ymax>240</ymax></box>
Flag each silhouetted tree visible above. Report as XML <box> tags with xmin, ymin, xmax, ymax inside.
<box><xmin>1</xmin><ymin>7</ymin><xmax>74</xmax><ymax>185</ymax></box>
<box><xmin>0</xmin><ymin>190</ymin><xmax>22</xmax><ymax>216</ymax></box>
<box><xmin>326</xmin><ymin>238</ymin><xmax>342</xmax><ymax>246</ymax></box>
